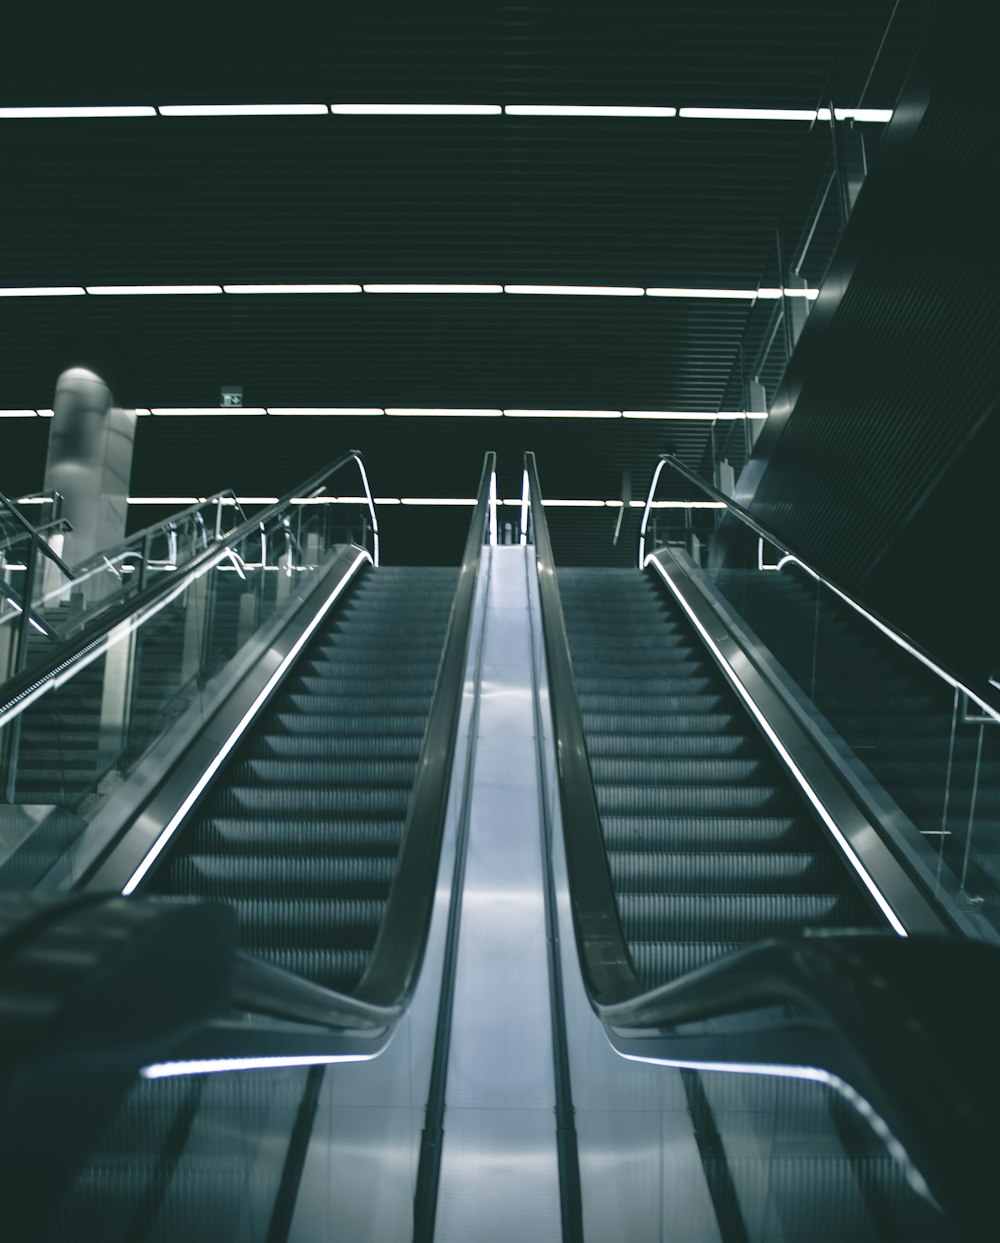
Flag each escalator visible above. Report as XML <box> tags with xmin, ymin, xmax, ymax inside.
<box><xmin>147</xmin><ymin>565</ymin><xmax>457</xmax><ymax>992</ymax></box>
<box><xmin>557</xmin><ymin>566</ymin><xmax>881</xmax><ymax>990</ymax></box>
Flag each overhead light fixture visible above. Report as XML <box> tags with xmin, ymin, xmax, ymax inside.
<box><xmin>0</xmin><ymin>286</ymin><xmax>86</xmax><ymax>297</ymax></box>
<box><xmin>505</xmin><ymin>105</ymin><xmax>676</xmax><ymax>118</ymax></box>
<box><xmin>757</xmin><ymin>287</ymin><xmax>820</xmax><ymax>300</ymax></box>
<box><xmin>541</xmin><ymin>499</ymin><xmax>608</xmax><ymax>508</ymax></box>
<box><xmin>223</xmin><ymin>284</ymin><xmax>362</xmax><ymax>294</ymax></box>
<box><xmin>679</xmin><ymin>107</ymin><xmax>816</xmax><ymax>121</ymax></box>
<box><xmin>267</xmin><ymin>407</ymin><xmax>383</xmax><ymax>416</ymax></box>
<box><xmin>331</xmin><ymin>104</ymin><xmax>501</xmax><ymax>115</ymax></box>
<box><xmin>150</xmin><ymin>407</ymin><xmax>267</xmax><ymax>416</ymax></box>
<box><xmin>87</xmin><ymin>285</ymin><xmax>223</xmax><ymax>295</ymax></box>
<box><xmin>0</xmin><ymin>106</ymin><xmax>156</xmax><ymax>119</ymax></box>
<box><xmin>159</xmin><ymin>104</ymin><xmax>329</xmax><ymax>117</ymax></box>
<box><xmin>0</xmin><ymin>410</ymin><xmax>37</xmax><ymax>418</ymax></box>
<box><xmin>504</xmin><ymin>409</ymin><xmax>621</xmax><ymax>419</ymax></box>
<box><xmin>36</xmin><ymin>409</ymin><xmax>54</xmax><ymax>418</ymax></box>
<box><xmin>818</xmin><ymin>107</ymin><xmax>893</xmax><ymax>123</ymax></box>
<box><xmin>126</xmin><ymin>496</ymin><xmax>201</xmax><ymax>505</ymax></box>
<box><xmin>623</xmin><ymin>410</ymin><xmax>763</xmax><ymax>420</ymax></box>
<box><xmin>385</xmin><ymin>415</ymin><xmax>504</xmax><ymax>425</ymax></box>
<box><xmin>647</xmin><ymin>287</ymin><xmax>758</xmax><ymax>299</ymax></box>
<box><xmin>504</xmin><ymin>284</ymin><xmax>644</xmax><ymax>296</ymax></box>
<box><xmin>363</xmin><ymin>284</ymin><xmax>503</xmax><ymax>294</ymax></box>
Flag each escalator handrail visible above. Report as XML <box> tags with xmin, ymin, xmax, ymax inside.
<box><xmin>351</xmin><ymin>450</ymin><xmax>496</xmax><ymax>1009</ymax></box>
<box><xmin>0</xmin><ymin>450</ymin><xmax>378</xmax><ymax>729</ymax></box>
<box><xmin>641</xmin><ymin>453</ymin><xmax>1000</xmax><ymax>723</ymax></box>
<box><xmin>0</xmin><ymin>491</ymin><xmax>78</xmax><ymax>580</ymax></box>
<box><xmin>524</xmin><ymin>451</ymin><xmax>645</xmax><ymax>1008</ymax></box>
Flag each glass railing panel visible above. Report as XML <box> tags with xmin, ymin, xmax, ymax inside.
<box><xmin>0</xmin><ymin>461</ymin><xmax>377</xmax><ymax>891</ymax></box>
<box><xmin>642</xmin><ymin>463</ymin><xmax>1000</xmax><ymax>939</ymax></box>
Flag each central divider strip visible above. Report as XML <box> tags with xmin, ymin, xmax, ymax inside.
<box><xmin>430</xmin><ymin>545</ymin><xmax>564</xmax><ymax>1243</ymax></box>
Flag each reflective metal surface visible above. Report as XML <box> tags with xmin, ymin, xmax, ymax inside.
<box><xmin>435</xmin><ymin>545</ymin><xmax>562</xmax><ymax>1243</ymax></box>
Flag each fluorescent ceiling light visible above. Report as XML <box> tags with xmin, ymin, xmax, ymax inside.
<box><xmin>374</xmin><ymin>498</ymin><xmax>401</xmax><ymax>505</ymax></box>
<box><xmin>623</xmin><ymin>410</ymin><xmax>767</xmax><ymax>420</ymax></box>
<box><xmin>505</xmin><ymin>105</ymin><xmax>676</xmax><ymax>118</ymax></box>
<box><xmin>159</xmin><ymin>104</ymin><xmax>328</xmax><ymax>117</ymax></box>
<box><xmin>331</xmin><ymin>103</ymin><xmax>501</xmax><ymax>115</ymax></box>
<box><xmin>267</xmin><ymin>407</ymin><xmax>383</xmax><ymax>416</ymax></box>
<box><xmin>645</xmin><ymin>500</ymin><xmax>727</xmax><ymax>509</ymax></box>
<box><xmin>818</xmin><ymin>107</ymin><xmax>893</xmax><ymax>123</ymax></box>
<box><xmin>385</xmin><ymin>415</ymin><xmax>504</xmax><ymax>425</ymax></box>
<box><xmin>0</xmin><ymin>410</ymin><xmax>37</xmax><ymax>418</ymax></box>
<box><xmin>150</xmin><ymin>407</ymin><xmax>267</xmax><ymax>416</ymax></box>
<box><xmin>505</xmin><ymin>284</ymin><xmax>644</xmax><ymax>296</ymax></box>
<box><xmin>87</xmin><ymin>285</ymin><xmax>223</xmax><ymax>295</ymax></box>
<box><xmin>541</xmin><ymin>499</ymin><xmax>608</xmax><ymax>508</ymax></box>
<box><xmin>757</xmin><ymin>286</ymin><xmax>820</xmax><ymax>300</ymax></box>
<box><xmin>504</xmin><ymin>409</ymin><xmax>621</xmax><ymax>419</ymax></box>
<box><xmin>363</xmin><ymin>284</ymin><xmax>502</xmax><ymax>294</ymax></box>
<box><xmin>0</xmin><ymin>286</ymin><xmax>85</xmax><ymax>297</ymax></box>
<box><xmin>679</xmin><ymin>107</ymin><xmax>816</xmax><ymax>121</ymax></box>
<box><xmin>36</xmin><ymin>409</ymin><xmax>54</xmax><ymax>418</ymax></box>
<box><xmin>223</xmin><ymin>284</ymin><xmax>361</xmax><ymax>294</ymax></box>
<box><xmin>0</xmin><ymin>106</ymin><xmax>156</xmax><ymax>119</ymax></box>
<box><xmin>647</xmin><ymin>287</ymin><xmax>758</xmax><ymax>299</ymax></box>
<box><xmin>400</xmin><ymin>498</ymin><xmax>476</xmax><ymax>506</ymax></box>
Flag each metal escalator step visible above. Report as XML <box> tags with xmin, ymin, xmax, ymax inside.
<box><xmin>628</xmin><ymin>940</ymin><xmax>742</xmax><ymax>987</ymax></box>
<box><xmin>602</xmin><ymin>815</ymin><xmax>815</xmax><ymax>852</ymax></box>
<box><xmin>190</xmin><ymin>817</ymin><xmax>404</xmax><ymax>855</ymax></box>
<box><xmin>156</xmin><ymin>854</ymin><xmax>397</xmax><ymax>899</ymax></box>
<box><xmin>596</xmin><ymin>784</ymin><xmax>803</xmax><ymax>816</ymax></box>
<box><xmin>586</xmin><ymin>732</ymin><xmax>758</xmax><ymax>759</ymax></box>
<box><xmin>579</xmin><ymin>693</ymin><xmax>729</xmax><ymax>715</ymax></box>
<box><xmin>583</xmin><ymin>711</ymin><xmax>740</xmax><ymax>735</ymax></box>
<box><xmin>225</xmin><ymin>897</ymin><xmax>387</xmax><ymax>946</ymax></box>
<box><xmin>609</xmin><ymin>851</ymin><xmax>840</xmax><ymax>894</ymax></box>
<box><xmin>248</xmin><ymin>734</ymin><xmax>422</xmax><ymax>761</ymax></box>
<box><xmin>254</xmin><ymin>946</ymin><xmax>372</xmax><ymax>993</ymax></box>
<box><xmin>592</xmin><ymin>757</ymin><xmax>779</xmax><ymax>786</ymax></box>
<box><xmin>617</xmin><ymin>892</ymin><xmax>868</xmax><ymax>941</ymax></box>
<box><xmin>212</xmin><ymin>784</ymin><xmax>410</xmax><ymax>818</ymax></box>
<box><xmin>273</xmin><ymin>711</ymin><xmax>429</xmax><ymax>736</ymax></box>
<box><xmin>284</xmin><ymin>692</ymin><xmax>434</xmax><ymax>715</ymax></box>
<box><xmin>229</xmin><ymin>757</ymin><xmax>418</xmax><ymax>788</ymax></box>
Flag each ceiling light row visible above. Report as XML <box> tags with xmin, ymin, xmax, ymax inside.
<box><xmin>118</xmin><ymin>495</ymin><xmax>726</xmax><ymax>509</ymax></box>
<box><xmin>0</xmin><ymin>104</ymin><xmax>892</xmax><ymax>122</ymax></box>
<box><xmin>0</xmin><ymin>284</ymin><xmax>819</xmax><ymax>300</ymax></box>
<box><xmin>1</xmin><ymin>407</ymin><xmax>766</xmax><ymax>420</ymax></box>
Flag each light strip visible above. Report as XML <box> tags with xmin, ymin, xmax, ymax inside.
<box><xmin>505</xmin><ymin>409</ymin><xmax>621</xmax><ymax>419</ymax></box>
<box><xmin>331</xmin><ymin>103</ymin><xmax>501</xmax><ymax>115</ymax></box>
<box><xmin>126</xmin><ymin>496</ymin><xmax>201</xmax><ymax>505</ymax></box>
<box><xmin>638</xmin><ymin>500</ymin><xmax>726</xmax><ymax>509</ymax></box>
<box><xmin>0</xmin><ymin>106</ymin><xmax>156</xmax><ymax>119</ymax></box>
<box><xmin>385</xmin><ymin>415</ymin><xmax>504</xmax><ymax>425</ymax></box>
<box><xmin>150</xmin><ymin>407</ymin><xmax>267</xmax><ymax>416</ymax></box>
<box><xmin>87</xmin><ymin>285</ymin><xmax>223</xmax><ymax>295</ymax></box>
<box><xmin>623</xmin><ymin>410</ymin><xmax>767</xmax><ymax>420</ymax></box>
<box><xmin>679</xmin><ymin>107</ymin><xmax>817</xmax><ymax>121</ymax></box>
<box><xmin>142</xmin><ymin>1051</ymin><xmax>374</xmax><ymax>1078</ymax></box>
<box><xmin>519</xmin><ymin>469</ymin><xmax>530</xmax><ymax>547</ymax></box>
<box><xmin>363</xmin><ymin>283</ymin><xmax>503</xmax><ymax>294</ymax></box>
<box><xmin>159</xmin><ymin>104</ymin><xmax>329</xmax><ymax>117</ymax></box>
<box><xmin>645</xmin><ymin>553</ymin><xmax>908</xmax><ymax>936</ymax></box>
<box><xmin>541</xmin><ymin>499</ymin><xmax>607</xmax><ymax>508</ymax></box>
<box><xmin>267</xmin><ymin>407</ymin><xmax>383</xmax><ymax>416</ymax></box>
<box><xmin>223</xmin><ymin>283</ymin><xmax>361</xmax><ymax>294</ymax></box>
<box><xmin>505</xmin><ymin>284</ymin><xmax>644</xmax><ymax>296</ymax></box>
<box><xmin>121</xmin><ymin>552</ymin><xmax>371</xmax><ymax>895</ymax></box>
<box><xmin>647</xmin><ymin>287</ymin><xmax>758</xmax><ymax>299</ymax></box>
<box><xmin>0</xmin><ymin>410</ymin><xmax>37</xmax><ymax>418</ymax></box>
<box><xmin>488</xmin><ymin>470</ymin><xmax>498</xmax><ymax>547</ymax></box>
<box><xmin>506</xmin><ymin>105</ymin><xmax>676</xmax><ymax>118</ymax></box>
<box><xmin>819</xmin><ymin>107</ymin><xmax>894</xmax><ymax>123</ymax></box>
<box><xmin>0</xmin><ymin>286</ymin><xmax>86</xmax><ymax>297</ymax></box>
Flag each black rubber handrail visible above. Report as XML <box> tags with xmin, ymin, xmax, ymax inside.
<box><xmin>524</xmin><ymin>451</ymin><xmax>643</xmax><ymax>1008</ymax></box>
<box><xmin>353</xmin><ymin>450</ymin><xmax>495</xmax><ymax>1010</ymax></box>
<box><xmin>0</xmin><ymin>450</ymin><xmax>373</xmax><ymax>726</ymax></box>
<box><xmin>643</xmin><ymin>453</ymin><xmax>1000</xmax><ymax>721</ymax></box>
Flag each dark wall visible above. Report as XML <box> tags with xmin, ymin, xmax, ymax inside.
<box><xmin>738</xmin><ymin>4</ymin><xmax>1000</xmax><ymax>685</ymax></box>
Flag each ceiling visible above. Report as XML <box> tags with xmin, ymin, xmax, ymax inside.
<box><xmin>0</xmin><ymin>2</ymin><xmax>924</xmax><ymax>563</ymax></box>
